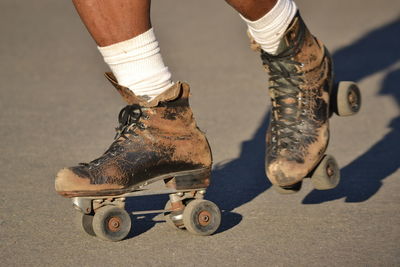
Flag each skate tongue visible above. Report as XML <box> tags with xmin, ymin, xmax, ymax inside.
<box><xmin>275</xmin><ymin>13</ymin><xmax>302</xmax><ymax>55</ymax></box>
<box><xmin>104</xmin><ymin>72</ymin><xmax>183</xmax><ymax>107</ymax></box>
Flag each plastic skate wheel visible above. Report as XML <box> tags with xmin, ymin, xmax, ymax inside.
<box><xmin>164</xmin><ymin>200</ymin><xmax>185</xmax><ymax>230</ymax></box>
<box><xmin>92</xmin><ymin>205</ymin><xmax>131</xmax><ymax>241</ymax></box>
<box><xmin>311</xmin><ymin>154</ymin><xmax>340</xmax><ymax>190</ymax></box>
<box><xmin>273</xmin><ymin>181</ymin><xmax>302</xmax><ymax>194</ymax></box>
<box><xmin>182</xmin><ymin>199</ymin><xmax>221</xmax><ymax>236</ymax></box>
<box><xmin>336</xmin><ymin>81</ymin><xmax>361</xmax><ymax>116</ymax></box>
<box><xmin>76</xmin><ymin>212</ymin><xmax>95</xmax><ymax>236</ymax></box>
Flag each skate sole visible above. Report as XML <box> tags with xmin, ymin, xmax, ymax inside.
<box><xmin>58</xmin><ymin>168</ymin><xmax>210</xmax><ymax>198</ymax></box>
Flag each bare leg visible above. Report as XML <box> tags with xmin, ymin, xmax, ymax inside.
<box><xmin>225</xmin><ymin>0</ymin><xmax>278</xmax><ymax>20</ymax></box>
<box><xmin>72</xmin><ymin>0</ymin><xmax>172</xmax><ymax>100</ymax></box>
<box><xmin>56</xmin><ymin>2</ymin><xmax>217</xmax><ymax>229</ymax></box>
<box><xmin>72</xmin><ymin>0</ymin><xmax>151</xmax><ymax>47</ymax></box>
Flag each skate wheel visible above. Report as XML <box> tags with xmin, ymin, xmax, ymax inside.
<box><xmin>273</xmin><ymin>181</ymin><xmax>302</xmax><ymax>194</ymax></box>
<box><xmin>92</xmin><ymin>205</ymin><xmax>131</xmax><ymax>241</ymax></box>
<box><xmin>311</xmin><ymin>154</ymin><xmax>340</xmax><ymax>190</ymax></box>
<box><xmin>76</xmin><ymin>213</ymin><xmax>95</xmax><ymax>236</ymax></box>
<box><xmin>164</xmin><ymin>200</ymin><xmax>185</xmax><ymax>230</ymax></box>
<box><xmin>183</xmin><ymin>199</ymin><xmax>221</xmax><ymax>236</ymax></box>
<box><xmin>336</xmin><ymin>81</ymin><xmax>361</xmax><ymax>116</ymax></box>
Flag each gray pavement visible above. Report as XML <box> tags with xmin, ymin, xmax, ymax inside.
<box><xmin>1</xmin><ymin>0</ymin><xmax>399</xmax><ymax>266</ymax></box>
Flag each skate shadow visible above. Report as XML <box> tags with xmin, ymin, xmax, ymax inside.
<box><xmin>123</xmin><ymin>111</ymin><xmax>271</xmax><ymax>237</ymax></box>
<box><xmin>124</xmin><ymin>194</ymin><xmax>170</xmax><ymax>239</ymax></box>
<box><xmin>303</xmin><ymin>18</ymin><xmax>400</xmax><ymax>204</ymax></box>
<box><xmin>121</xmin><ymin>18</ymin><xmax>400</xmax><ymax>238</ymax></box>
<box><xmin>207</xmin><ymin>112</ymin><xmax>272</xmax><ymax>233</ymax></box>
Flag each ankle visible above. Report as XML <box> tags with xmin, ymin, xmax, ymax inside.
<box><xmin>241</xmin><ymin>0</ymin><xmax>298</xmax><ymax>54</ymax></box>
<box><xmin>98</xmin><ymin>28</ymin><xmax>173</xmax><ymax>101</ymax></box>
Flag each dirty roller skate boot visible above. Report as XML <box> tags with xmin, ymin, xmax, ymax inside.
<box><xmin>55</xmin><ymin>73</ymin><xmax>221</xmax><ymax>241</ymax></box>
<box><xmin>249</xmin><ymin>12</ymin><xmax>361</xmax><ymax>194</ymax></box>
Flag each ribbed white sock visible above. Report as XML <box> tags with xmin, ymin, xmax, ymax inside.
<box><xmin>240</xmin><ymin>0</ymin><xmax>298</xmax><ymax>54</ymax></box>
<box><xmin>98</xmin><ymin>28</ymin><xmax>173</xmax><ymax>101</ymax></box>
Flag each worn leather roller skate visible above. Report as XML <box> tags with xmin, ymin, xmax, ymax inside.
<box><xmin>249</xmin><ymin>12</ymin><xmax>361</xmax><ymax>194</ymax></box>
<box><xmin>55</xmin><ymin>73</ymin><xmax>221</xmax><ymax>241</ymax></box>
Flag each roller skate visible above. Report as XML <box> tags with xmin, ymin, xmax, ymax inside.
<box><xmin>55</xmin><ymin>73</ymin><xmax>221</xmax><ymax>241</ymax></box>
<box><xmin>249</xmin><ymin>12</ymin><xmax>361</xmax><ymax>194</ymax></box>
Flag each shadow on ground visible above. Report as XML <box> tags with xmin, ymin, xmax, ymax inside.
<box><xmin>303</xmin><ymin>18</ymin><xmax>400</xmax><ymax>204</ymax></box>
<box><xmin>207</xmin><ymin>111</ymin><xmax>271</xmax><ymax>232</ymax></box>
<box><xmin>124</xmin><ymin>194</ymin><xmax>170</xmax><ymax>239</ymax></box>
<box><xmin>122</xmin><ymin>18</ymin><xmax>400</xmax><ymax>238</ymax></box>
<box><xmin>123</xmin><ymin>111</ymin><xmax>271</xmax><ymax>237</ymax></box>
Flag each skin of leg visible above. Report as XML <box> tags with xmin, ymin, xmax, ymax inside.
<box><xmin>72</xmin><ymin>0</ymin><xmax>151</xmax><ymax>47</ymax></box>
<box><xmin>225</xmin><ymin>0</ymin><xmax>278</xmax><ymax>21</ymax></box>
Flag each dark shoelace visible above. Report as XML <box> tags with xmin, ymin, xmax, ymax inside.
<box><xmin>261</xmin><ymin>20</ymin><xmax>306</xmax><ymax>151</ymax></box>
<box><xmin>114</xmin><ymin>104</ymin><xmax>145</xmax><ymax>140</ymax></box>
<box><xmin>80</xmin><ymin>104</ymin><xmax>146</xmax><ymax>167</ymax></box>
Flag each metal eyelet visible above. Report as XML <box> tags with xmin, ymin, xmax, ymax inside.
<box><xmin>142</xmin><ymin>113</ymin><xmax>150</xmax><ymax>120</ymax></box>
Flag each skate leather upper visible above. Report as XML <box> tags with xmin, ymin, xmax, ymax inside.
<box><xmin>55</xmin><ymin>75</ymin><xmax>212</xmax><ymax>197</ymax></box>
<box><xmin>253</xmin><ymin>13</ymin><xmax>333</xmax><ymax>186</ymax></box>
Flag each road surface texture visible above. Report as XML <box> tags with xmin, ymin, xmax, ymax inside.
<box><xmin>1</xmin><ymin>0</ymin><xmax>399</xmax><ymax>266</ymax></box>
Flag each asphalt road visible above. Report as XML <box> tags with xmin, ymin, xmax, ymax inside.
<box><xmin>1</xmin><ymin>0</ymin><xmax>399</xmax><ymax>266</ymax></box>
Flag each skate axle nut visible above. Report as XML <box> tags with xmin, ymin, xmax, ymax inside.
<box><xmin>108</xmin><ymin>217</ymin><xmax>122</xmax><ymax>232</ymax></box>
<box><xmin>198</xmin><ymin>211</ymin><xmax>212</xmax><ymax>226</ymax></box>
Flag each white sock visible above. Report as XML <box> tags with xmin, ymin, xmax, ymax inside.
<box><xmin>240</xmin><ymin>0</ymin><xmax>298</xmax><ymax>54</ymax></box>
<box><xmin>98</xmin><ymin>28</ymin><xmax>173</xmax><ymax>101</ymax></box>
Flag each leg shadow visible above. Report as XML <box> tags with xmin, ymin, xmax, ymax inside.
<box><xmin>123</xmin><ymin>109</ymin><xmax>271</xmax><ymax>237</ymax></box>
<box><xmin>119</xmin><ymin>19</ymin><xmax>400</xmax><ymax>238</ymax></box>
<box><xmin>303</xmin><ymin>19</ymin><xmax>400</xmax><ymax>204</ymax></box>
<box><xmin>207</xmin><ymin>111</ymin><xmax>272</xmax><ymax>232</ymax></box>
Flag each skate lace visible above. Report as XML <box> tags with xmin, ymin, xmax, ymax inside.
<box><xmin>80</xmin><ymin>104</ymin><xmax>147</xmax><ymax>168</ymax></box>
<box><xmin>114</xmin><ymin>104</ymin><xmax>146</xmax><ymax>140</ymax></box>
<box><xmin>261</xmin><ymin>23</ymin><xmax>306</xmax><ymax>150</ymax></box>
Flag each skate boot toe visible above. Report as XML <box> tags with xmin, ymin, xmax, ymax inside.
<box><xmin>55</xmin><ymin>168</ymin><xmax>123</xmax><ymax>197</ymax></box>
<box><xmin>266</xmin><ymin>159</ymin><xmax>307</xmax><ymax>187</ymax></box>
